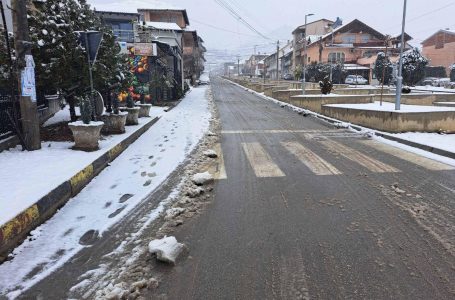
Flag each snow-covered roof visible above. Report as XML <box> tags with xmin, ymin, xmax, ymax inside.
<box><xmin>145</xmin><ymin>21</ymin><xmax>182</xmax><ymax>31</ymax></box>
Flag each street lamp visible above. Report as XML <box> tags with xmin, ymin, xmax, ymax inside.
<box><xmin>302</xmin><ymin>13</ymin><xmax>314</xmax><ymax>95</ymax></box>
<box><xmin>395</xmin><ymin>0</ymin><xmax>407</xmax><ymax>110</ymax></box>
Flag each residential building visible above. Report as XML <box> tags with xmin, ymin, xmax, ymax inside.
<box><xmin>292</xmin><ymin>19</ymin><xmax>334</xmax><ymax>70</ymax></box>
<box><xmin>244</xmin><ymin>54</ymin><xmax>268</xmax><ymax>77</ymax></box>
<box><xmin>301</xmin><ymin>19</ymin><xmax>412</xmax><ymax>82</ymax></box>
<box><xmin>96</xmin><ymin>11</ymin><xmax>139</xmax><ymax>43</ymax></box>
<box><xmin>134</xmin><ymin>21</ymin><xmax>184</xmax><ymax>101</ymax></box>
<box><xmin>422</xmin><ymin>29</ymin><xmax>455</xmax><ymax>74</ymax></box>
<box><xmin>280</xmin><ymin>42</ymin><xmax>294</xmax><ymax>77</ymax></box>
<box><xmin>138</xmin><ymin>8</ymin><xmax>189</xmax><ymax>29</ymax></box>
<box><xmin>183</xmin><ymin>30</ymin><xmax>206</xmax><ymax>84</ymax></box>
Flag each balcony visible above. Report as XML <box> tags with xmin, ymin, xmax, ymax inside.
<box><xmin>113</xmin><ymin>29</ymin><xmax>135</xmax><ymax>43</ymax></box>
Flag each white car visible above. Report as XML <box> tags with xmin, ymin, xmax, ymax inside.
<box><xmin>345</xmin><ymin>75</ymin><xmax>368</xmax><ymax>85</ymax></box>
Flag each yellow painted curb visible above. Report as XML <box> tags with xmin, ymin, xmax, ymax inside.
<box><xmin>70</xmin><ymin>165</ymin><xmax>94</xmax><ymax>192</ymax></box>
<box><xmin>0</xmin><ymin>205</ymin><xmax>39</xmax><ymax>243</ymax></box>
<box><xmin>109</xmin><ymin>144</ymin><xmax>123</xmax><ymax>160</ymax></box>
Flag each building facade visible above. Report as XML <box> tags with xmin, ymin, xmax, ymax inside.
<box><xmin>422</xmin><ymin>29</ymin><xmax>455</xmax><ymax>74</ymax></box>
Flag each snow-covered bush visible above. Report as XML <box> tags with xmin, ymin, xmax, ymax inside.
<box><xmin>400</xmin><ymin>48</ymin><xmax>428</xmax><ymax>86</ymax></box>
<box><xmin>450</xmin><ymin>64</ymin><xmax>455</xmax><ymax>82</ymax></box>
<box><xmin>374</xmin><ymin>52</ymin><xmax>393</xmax><ymax>85</ymax></box>
<box><xmin>319</xmin><ymin>76</ymin><xmax>333</xmax><ymax>94</ymax></box>
<box><xmin>306</xmin><ymin>63</ymin><xmax>345</xmax><ymax>84</ymax></box>
<box><xmin>425</xmin><ymin>66</ymin><xmax>447</xmax><ymax>78</ymax></box>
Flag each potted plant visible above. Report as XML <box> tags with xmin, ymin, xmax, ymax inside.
<box><xmin>68</xmin><ymin>95</ymin><xmax>104</xmax><ymax>151</ymax></box>
<box><xmin>136</xmin><ymin>85</ymin><xmax>152</xmax><ymax>118</ymax></box>
<box><xmin>101</xmin><ymin>87</ymin><xmax>128</xmax><ymax>134</ymax></box>
<box><xmin>120</xmin><ymin>94</ymin><xmax>140</xmax><ymax>125</ymax></box>
<box><xmin>319</xmin><ymin>76</ymin><xmax>333</xmax><ymax>95</ymax></box>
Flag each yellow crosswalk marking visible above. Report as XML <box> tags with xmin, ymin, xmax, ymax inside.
<box><xmin>242</xmin><ymin>142</ymin><xmax>285</xmax><ymax>178</ymax></box>
<box><xmin>320</xmin><ymin>140</ymin><xmax>400</xmax><ymax>173</ymax></box>
<box><xmin>360</xmin><ymin>140</ymin><xmax>455</xmax><ymax>171</ymax></box>
<box><xmin>282</xmin><ymin>141</ymin><xmax>341</xmax><ymax>175</ymax></box>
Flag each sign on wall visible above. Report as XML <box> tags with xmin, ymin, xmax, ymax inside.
<box><xmin>134</xmin><ymin>43</ymin><xmax>157</xmax><ymax>56</ymax></box>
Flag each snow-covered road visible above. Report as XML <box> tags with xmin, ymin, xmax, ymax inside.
<box><xmin>0</xmin><ymin>86</ymin><xmax>212</xmax><ymax>299</ymax></box>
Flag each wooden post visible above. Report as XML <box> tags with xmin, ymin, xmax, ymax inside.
<box><xmin>12</xmin><ymin>0</ymin><xmax>41</xmax><ymax>150</ymax></box>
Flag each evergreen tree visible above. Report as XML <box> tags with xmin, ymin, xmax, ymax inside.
<box><xmin>401</xmin><ymin>48</ymin><xmax>428</xmax><ymax>86</ymax></box>
<box><xmin>450</xmin><ymin>64</ymin><xmax>455</xmax><ymax>82</ymax></box>
<box><xmin>374</xmin><ymin>52</ymin><xmax>393</xmax><ymax>85</ymax></box>
<box><xmin>0</xmin><ymin>29</ymin><xmax>14</xmax><ymax>92</ymax></box>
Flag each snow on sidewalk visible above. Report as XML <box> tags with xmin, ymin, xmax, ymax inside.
<box><xmin>0</xmin><ymin>86</ymin><xmax>212</xmax><ymax>298</ymax></box>
<box><xmin>0</xmin><ymin>107</ymin><xmax>164</xmax><ymax>226</ymax></box>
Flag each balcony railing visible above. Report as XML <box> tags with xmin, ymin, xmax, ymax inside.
<box><xmin>113</xmin><ymin>29</ymin><xmax>135</xmax><ymax>43</ymax></box>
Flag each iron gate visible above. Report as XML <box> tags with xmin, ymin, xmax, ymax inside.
<box><xmin>0</xmin><ymin>93</ymin><xmax>19</xmax><ymax>140</ymax></box>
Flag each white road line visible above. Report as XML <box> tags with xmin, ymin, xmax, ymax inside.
<box><xmin>242</xmin><ymin>142</ymin><xmax>285</xmax><ymax>178</ymax></box>
<box><xmin>281</xmin><ymin>141</ymin><xmax>341</xmax><ymax>176</ymax></box>
<box><xmin>320</xmin><ymin>140</ymin><xmax>400</xmax><ymax>173</ymax></box>
<box><xmin>212</xmin><ymin>143</ymin><xmax>227</xmax><ymax>179</ymax></box>
<box><xmin>360</xmin><ymin>140</ymin><xmax>455</xmax><ymax>171</ymax></box>
<box><xmin>221</xmin><ymin>129</ymin><xmax>339</xmax><ymax>134</ymax></box>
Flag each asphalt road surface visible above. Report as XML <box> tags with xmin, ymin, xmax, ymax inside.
<box><xmin>17</xmin><ymin>77</ymin><xmax>455</xmax><ymax>299</ymax></box>
<box><xmin>148</xmin><ymin>78</ymin><xmax>455</xmax><ymax>299</ymax></box>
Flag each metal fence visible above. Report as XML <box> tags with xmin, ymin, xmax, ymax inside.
<box><xmin>0</xmin><ymin>93</ymin><xmax>19</xmax><ymax>140</ymax></box>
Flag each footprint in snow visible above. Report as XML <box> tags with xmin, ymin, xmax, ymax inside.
<box><xmin>143</xmin><ymin>180</ymin><xmax>152</xmax><ymax>187</ymax></box>
<box><xmin>119</xmin><ymin>194</ymin><xmax>134</xmax><ymax>203</ymax></box>
<box><xmin>104</xmin><ymin>202</ymin><xmax>112</xmax><ymax>208</ymax></box>
<box><xmin>108</xmin><ymin>206</ymin><xmax>126</xmax><ymax>218</ymax></box>
<box><xmin>79</xmin><ymin>230</ymin><xmax>100</xmax><ymax>245</ymax></box>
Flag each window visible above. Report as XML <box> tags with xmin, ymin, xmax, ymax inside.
<box><xmin>328</xmin><ymin>52</ymin><xmax>345</xmax><ymax>63</ymax></box>
<box><xmin>342</xmin><ymin>34</ymin><xmax>355</xmax><ymax>44</ymax></box>
<box><xmin>361</xmin><ymin>34</ymin><xmax>370</xmax><ymax>43</ymax></box>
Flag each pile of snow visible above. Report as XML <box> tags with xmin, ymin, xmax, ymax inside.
<box><xmin>325</xmin><ymin>101</ymin><xmax>455</xmax><ymax>113</ymax></box>
<box><xmin>148</xmin><ymin>236</ymin><xmax>186</xmax><ymax>265</ymax></box>
<box><xmin>191</xmin><ymin>171</ymin><xmax>214</xmax><ymax>186</ymax></box>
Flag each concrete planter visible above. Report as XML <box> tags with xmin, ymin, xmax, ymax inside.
<box><xmin>136</xmin><ymin>103</ymin><xmax>152</xmax><ymax>118</ymax></box>
<box><xmin>68</xmin><ymin>121</ymin><xmax>104</xmax><ymax>151</ymax></box>
<box><xmin>120</xmin><ymin>107</ymin><xmax>140</xmax><ymax>125</ymax></box>
<box><xmin>100</xmin><ymin>112</ymin><xmax>128</xmax><ymax>134</ymax></box>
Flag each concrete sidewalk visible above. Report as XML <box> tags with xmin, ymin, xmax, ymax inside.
<box><xmin>0</xmin><ymin>111</ymin><xmax>163</xmax><ymax>260</ymax></box>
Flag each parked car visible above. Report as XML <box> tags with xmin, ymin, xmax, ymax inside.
<box><xmin>282</xmin><ymin>73</ymin><xmax>294</xmax><ymax>80</ymax></box>
<box><xmin>432</xmin><ymin>78</ymin><xmax>451</xmax><ymax>87</ymax></box>
<box><xmin>420</xmin><ymin>77</ymin><xmax>438</xmax><ymax>86</ymax></box>
<box><xmin>345</xmin><ymin>75</ymin><xmax>368</xmax><ymax>85</ymax></box>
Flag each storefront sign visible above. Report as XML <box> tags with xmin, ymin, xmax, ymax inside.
<box><xmin>134</xmin><ymin>43</ymin><xmax>157</xmax><ymax>56</ymax></box>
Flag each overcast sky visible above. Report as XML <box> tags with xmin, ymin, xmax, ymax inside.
<box><xmin>88</xmin><ymin>0</ymin><xmax>455</xmax><ymax>59</ymax></box>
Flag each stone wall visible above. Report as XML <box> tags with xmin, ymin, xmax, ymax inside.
<box><xmin>321</xmin><ymin>105</ymin><xmax>455</xmax><ymax>133</ymax></box>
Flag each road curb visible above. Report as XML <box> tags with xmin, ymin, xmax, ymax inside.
<box><xmin>225</xmin><ymin>78</ymin><xmax>455</xmax><ymax>162</ymax></box>
<box><xmin>0</xmin><ymin>116</ymin><xmax>160</xmax><ymax>261</ymax></box>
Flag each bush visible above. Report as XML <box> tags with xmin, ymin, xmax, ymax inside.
<box><xmin>319</xmin><ymin>77</ymin><xmax>333</xmax><ymax>94</ymax></box>
<box><xmin>401</xmin><ymin>48</ymin><xmax>428</xmax><ymax>86</ymax></box>
<box><xmin>374</xmin><ymin>52</ymin><xmax>393</xmax><ymax>85</ymax></box>
<box><xmin>450</xmin><ymin>64</ymin><xmax>455</xmax><ymax>82</ymax></box>
<box><xmin>425</xmin><ymin>66</ymin><xmax>447</xmax><ymax>78</ymax></box>
<box><xmin>306</xmin><ymin>63</ymin><xmax>346</xmax><ymax>84</ymax></box>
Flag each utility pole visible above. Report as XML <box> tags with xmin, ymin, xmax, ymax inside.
<box><xmin>302</xmin><ymin>13</ymin><xmax>314</xmax><ymax>95</ymax></box>
<box><xmin>380</xmin><ymin>36</ymin><xmax>391</xmax><ymax>106</ymax></box>
<box><xmin>12</xmin><ymin>0</ymin><xmax>41</xmax><ymax>150</ymax></box>
<box><xmin>276</xmin><ymin>40</ymin><xmax>280</xmax><ymax>81</ymax></box>
<box><xmin>237</xmin><ymin>55</ymin><xmax>240</xmax><ymax>77</ymax></box>
<box><xmin>395</xmin><ymin>0</ymin><xmax>407</xmax><ymax>111</ymax></box>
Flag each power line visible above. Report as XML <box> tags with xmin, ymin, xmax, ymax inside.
<box><xmin>383</xmin><ymin>1</ymin><xmax>455</xmax><ymax>31</ymax></box>
<box><xmin>191</xmin><ymin>19</ymin><xmax>260</xmax><ymax>38</ymax></box>
<box><xmin>213</xmin><ymin>0</ymin><xmax>270</xmax><ymax>40</ymax></box>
